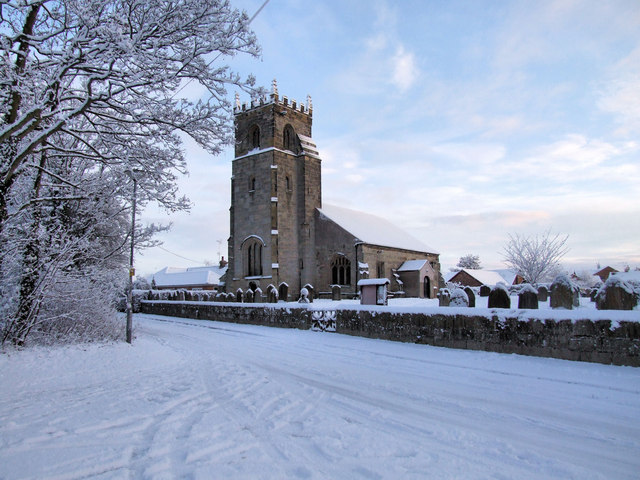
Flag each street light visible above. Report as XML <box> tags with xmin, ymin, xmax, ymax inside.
<box><xmin>125</xmin><ymin>169</ymin><xmax>142</xmax><ymax>344</ymax></box>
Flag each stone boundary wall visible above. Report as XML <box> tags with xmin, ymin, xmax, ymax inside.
<box><xmin>140</xmin><ymin>301</ymin><xmax>640</xmax><ymax>367</ymax></box>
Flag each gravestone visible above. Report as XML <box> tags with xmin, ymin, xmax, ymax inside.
<box><xmin>550</xmin><ymin>274</ymin><xmax>577</xmax><ymax>309</ymax></box>
<box><xmin>254</xmin><ymin>287</ymin><xmax>263</xmax><ymax>303</ymax></box>
<box><xmin>479</xmin><ymin>285</ymin><xmax>491</xmax><ymax>297</ymax></box>
<box><xmin>537</xmin><ymin>285</ymin><xmax>549</xmax><ymax>302</ymax></box>
<box><xmin>488</xmin><ymin>284</ymin><xmax>511</xmax><ymax>308</ymax></box>
<box><xmin>438</xmin><ymin>288</ymin><xmax>450</xmax><ymax>307</ymax></box>
<box><xmin>267</xmin><ymin>284</ymin><xmax>278</xmax><ymax>303</ymax></box>
<box><xmin>298</xmin><ymin>287</ymin><xmax>310</xmax><ymax>303</ymax></box>
<box><xmin>596</xmin><ymin>277</ymin><xmax>637</xmax><ymax>310</ymax></box>
<box><xmin>278</xmin><ymin>282</ymin><xmax>289</xmax><ymax>302</ymax></box>
<box><xmin>518</xmin><ymin>284</ymin><xmax>539</xmax><ymax>309</ymax></box>
<box><xmin>303</xmin><ymin>284</ymin><xmax>315</xmax><ymax>303</ymax></box>
<box><xmin>236</xmin><ymin>288</ymin><xmax>243</xmax><ymax>302</ymax></box>
<box><xmin>450</xmin><ymin>287</ymin><xmax>469</xmax><ymax>307</ymax></box>
<box><xmin>226</xmin><ymin>292</ymin><xmax>235</xmax><ymax>302</ymax></box>
<box><xmin>244</xmin><ymin>289</ymin><xmax>254</xmax><ymax>303</ymax></box>
<box><xmin>331</xmin><ymin>285</ymin><xmax>341</xmax><ymax>301</ymax></box>
<box><xmin>463</xmin><ymin>287</ymin><xmax>476</xmax><ymax>307</ymax></box>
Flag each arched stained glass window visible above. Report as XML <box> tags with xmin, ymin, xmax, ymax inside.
<box><xmin>243</xmin><ymin>237</ymin><xmax>263</xmax><ymax>277</ymax></box>
<box><xmin>331</xmin><ymin>255</ymin><xmax>351</xmax><ymax>285</ymax></box>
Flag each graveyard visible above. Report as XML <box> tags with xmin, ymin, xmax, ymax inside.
<box><xmin>138</xmin><ymin>272</ymin><xmax>640</xmax><ymax>367</ymax></box>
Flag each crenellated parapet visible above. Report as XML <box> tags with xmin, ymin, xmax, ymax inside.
<box><xmin>234</xmin><ymin>78</ymin><xmax>312</xmax><ymax>116</ymax></box>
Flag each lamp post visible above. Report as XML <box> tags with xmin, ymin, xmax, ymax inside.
<box><xmin>125</xmin><ymin>170</ymin><xmax>139</xmax><ymax>344</ymax></box>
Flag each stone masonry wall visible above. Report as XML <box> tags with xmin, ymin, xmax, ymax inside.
<box><xmin>140</xmin><ymin>301</ymin><xmax>640</xmax><ymax>367</ymax></box>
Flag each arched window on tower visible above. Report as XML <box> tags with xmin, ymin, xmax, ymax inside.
<box><xmin>243</xmin><ymin>237</ymin><xmax>264</xmax><ymax>277</ymax></box>
<box><xmin>283</xmin><ymin>124</ymin><xmax>296</xmax><ymax>153</ymax></box>
<box><xmin>331</xmin><ymin>255</ymin><xmax>351</xmax><ymax>285</ymax></box>
<box><xmin>249</xmin><ymin>125</ymin><xmax>260</xmax><ymax>149</ymax></box>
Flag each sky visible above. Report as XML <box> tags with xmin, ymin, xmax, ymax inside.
<box><xmin>137</xmin><ymin>0</ymin><xmax>640</xmax><ymax>277</ymax></box>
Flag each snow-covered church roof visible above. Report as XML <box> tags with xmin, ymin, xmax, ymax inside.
<box><xmin>153</xmin><ymin>266</ymin><xmax>226</xmax><ymax>288</ymax></box>
<box><xmin>398</xmin><ymin>259</ymin><xmax>429</xmax><ymax>272</ymax></box>
<box><xmin>318</xmin><ymin>204</ymin><xmax>438</xmax><ymax>254</ymax></box>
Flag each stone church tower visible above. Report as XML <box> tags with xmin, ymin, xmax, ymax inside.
<box><xmin>226</xmin><ymin>85</ymin><xmax>321</xmax><ymax>296</ymax></box>
<box><xmin>226</xmin><ymin>84</ymin><xmax>441</xmax><ymax>300</ymax></box>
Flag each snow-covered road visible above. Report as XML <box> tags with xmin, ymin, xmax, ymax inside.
<box><xmin>1</xmin><ymin>314</ymin><xmax>639</xmax><ymax>479</ymax></box>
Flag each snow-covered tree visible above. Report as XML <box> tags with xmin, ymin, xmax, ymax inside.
<box><xmin>1</xmin><ymin>0</ymin><xmax>260</xmax><ymax>345</ymax></box>
<box><xmin>501</xmin><ymin>231</ymin><xmax>569</xmax><ymax>284</ymax></box>
<box><xmin>457</xmin><ymin>254</ymin><xmax>482</xmax><ymax>270</ymax></box>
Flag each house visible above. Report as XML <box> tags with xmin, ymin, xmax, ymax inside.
<box><xmin>492</xmin><ymin>269</ymin><xmax>525</xmax><ymax>285</ymax></box>
<box><xmin>447</xmin><ymin>269</ymin><xmax>523</xmax><ymax>287</ymax></box>
<box><xmin>594</xmin><ymin>266</ymin><xmax>618</xmax><ymax>283</ymax></box>
<box><xmin>447</xmin><ymin>269</ymin><xmax>506</xmax><ymax>287</ymax></box>
<box><xmin>152</xmin><ymin>260</ymin><xmax>227</xmax><ymax>291</ymax></box>
<box><xmin>224</xmin><ymin>84</ymin><xmax>441</xmax><ymax>299</ymax></box>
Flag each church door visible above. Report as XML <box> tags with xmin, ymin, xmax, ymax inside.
<box><xmin>423</xmin><ymin>276</ymin><xmax>431</xmax><ymax>298</ymax></box>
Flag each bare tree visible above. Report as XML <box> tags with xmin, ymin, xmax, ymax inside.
<box><xmin>457</xmin><ymin>254</ymin><xmax>482</xmax><ymax>270</ymax></box>
<box><xmin>501</xmin><ymin>231</ymin><xmax>569</xmax><ymax>284</ymax></box>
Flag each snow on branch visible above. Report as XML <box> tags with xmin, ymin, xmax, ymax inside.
<box><xmin>501</xmin><ymin>230</ymin><xmax>569</xmax><ymax>284</ymax></box>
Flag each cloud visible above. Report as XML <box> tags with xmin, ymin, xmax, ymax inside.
<box><xmin>519</xmin><ymin>134</ymin><xmax>640</xmax><ymax>186</ymax></box>
<box><xmin>391</xmin><ymin>46</ymin><xmax>418</xmax><ymax>92</ymax></box>
<box><xmin>598</xmin><ymin>47</ymin><xmax>640</xmax><ymax>134</ymax></box>
<box><xmin>328</xmin><ymin>1</ymin><xmax>420</xmax><ymax>96</ymax></box>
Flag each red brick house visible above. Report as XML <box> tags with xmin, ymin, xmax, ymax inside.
<box><xmin>594</xmin><ymin>266</ymin><xmax>618</xmax><ymax>282</ymax></box>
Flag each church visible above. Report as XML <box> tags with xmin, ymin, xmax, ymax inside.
<box><xmin>223</xmin><ymin>85</ymin><xmax>441</xmax><ymax>300</ymax></box>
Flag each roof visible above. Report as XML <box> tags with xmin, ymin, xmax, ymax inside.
<box><xmin>449</xmin><ymin>269</ymin><xmax>506</xmax><ymax>286</ymax></box>
<box><xmin>595</xmin><ymin>266</ymin><xmax>618</xmax><ymax>275</ymax></box>
<box><xmin>153</xmin><ymin>266</ymin><xmax>225</xmax><ymax>288</ymax></box>
<box><xmin>297</xmin><ymin>134</ymin><xmax>320</xmax><ymax>158</ymax></box>
<box><xmin>492</xmin><ymin>269</ymin><xmax>521</xmax><ymax>285</ymax></box>
<box><xmin>357</xmin><ymin>278</ymin><xmax>390</xmax><ymax>286</ymax></box>
<box><xmin>397</xmin><ymin>259</ymin><xmax>428</xmax><ymax>272</ymax></box>
<box><xmin>318</xmin><ymin>204</ymin><xmax>438</xmax><ymax>254</ymax></box>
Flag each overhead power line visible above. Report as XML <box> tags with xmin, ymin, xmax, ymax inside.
<box><xmin>156</xmin><ymin>245</ymin><xmax>202</xmax><ymax>264</ymax></box>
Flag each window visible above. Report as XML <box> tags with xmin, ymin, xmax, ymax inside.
<box><xmin>331</xmin><ymin>255</ymin><xmax>351</xmax><ymax>285</ymax></box>
<box><xmin>243</xmin><ymin>237</ymin><xmax>263</xmax><ymax>277</ymax></box>
<box><xmin>249</xmin><ymin>177</ymin><xmax>255</xmax><ymax>191</ymax></box>
<box><xmin>283</xmin><ymin>124</ymin><xmax>296</xmax><ymax>152</ymax></box>
<box><xmin>376</xmin><ymin>261</ymin><xmax>385</xmax><ymax>278</ymax></box>
<box><xmin>286</xmin><ymin>176</ymin><xmax>291</xmax><ymax>191</ymax></box>
<box><xmin>249</xmin><ymin>125</ymin><xmax>260</xmax><ymax>149</ymax></box>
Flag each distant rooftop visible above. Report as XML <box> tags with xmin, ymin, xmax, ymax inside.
<box><xmin>153</xmin><ymin>265</ymin><xmax>226</xmax><ymax>288</ymax></box>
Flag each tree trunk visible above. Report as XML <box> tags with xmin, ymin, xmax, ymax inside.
<box><xmin>4</xmin><ymin>153</ymin><xmax>46</xmax><ymax>345</ymax></box>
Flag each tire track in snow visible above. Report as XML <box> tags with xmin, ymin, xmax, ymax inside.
<box><xmin>133</xmin><ymin>315</ymin><xmax>640</xmax><ymax>479</ymax></box>
<box><xmin>141</xmin><ymin>319</ymin><xmax>336</xmax><ymax>478</ymax></box>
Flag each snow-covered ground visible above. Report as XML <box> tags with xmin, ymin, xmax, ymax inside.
<box><xmin>1</xmin><ymin>313</ymin><xmax>639</xmax><ymax>479</ymax></box>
